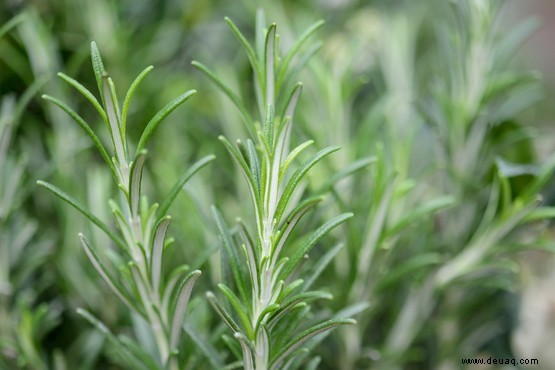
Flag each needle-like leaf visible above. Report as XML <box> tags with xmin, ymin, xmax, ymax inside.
<box><xmin>136</xmin><ymin>90</ymin><xmax>196</xmax><ymax>154</ymax></box>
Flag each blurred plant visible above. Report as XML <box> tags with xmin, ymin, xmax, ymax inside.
<box><xmin>193</xmin><ymin>13</ymin><xmax>355</xmax><ymax>369</ymax></box>
<box><xmin>37</xmin><ymin>42</ymin><xmax>214</xmax><ymax>369</ymax></box>
<box><xmin>293</xmin><ymin>1</ymin><xmax>555</xmax><ymax>368</ymax></box>
<box><xmin>0</xmin><ymin>15</ymin><xmax>59</xmax><ymax>370</ymax></box>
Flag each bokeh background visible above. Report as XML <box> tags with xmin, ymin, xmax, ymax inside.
<box><xmin>2</xmin><ymin>0</ymin><xmax>555</xmax><ymax>369</ymax></box>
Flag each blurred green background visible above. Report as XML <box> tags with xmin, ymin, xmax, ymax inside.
<box><xmin>2</xmin><ymin>0</ymin><xmax>555</xmax><ymax>369</ymax></box>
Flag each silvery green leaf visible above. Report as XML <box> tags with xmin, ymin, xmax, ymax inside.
<box><xmin>387</xmin><ymin>196</ymin><xmax>456</xmax><ymax>237</ymax></box>
<box><xmin>275</xmin><ymin>84</ymin><xmax>301</xmax><ymax>164</ymax></box>
<box><xmin>277</xmin><ymin>19</ymin><xmax>324</xmax><ymax>89</ymax></box>
<box><xmin>206</xmin><ymin>292</ymin><xmax>241</xmax><ymax>333</ymax></box>
<box><xmin>191</xmin><ymin>61</ymin><xmax>255</xmax><ymax>136</ymax></box>
<box><xmin>157</xmin><ymin>154</ymin><xmax>215</xmax><ymax>217</ymax></box>
<box><xmin>183</xmin><ymin>322</ymin><xmax>226</xmax><ymax>369</ymax></box>
<box><xmin>278</xmin><ymin>279</ymin><xmax>303</xmax><ymax>301</ymax></box>
<box><xmin>281</xmin><ymin>213</ymin><xmax>353</xmax><ymax>280</ymax></box>
<box><xmin>169</xmin><ymin>270</ymin><xmax>201</xmax><ymax>350</ymax></box>
<box><xmin>264</xmin><ymin>23</ymin><xmax>277</xmax><ymax>111</ymax></box>
<box><xmin>103</xmin><ymin>76</ymin><xmax>126</xmax><ymax>164</ymax></box>
<box><xmin>279</xmin><ymin>140</ymin><xmax>313</xmax><ymax>182</ymax></box>
<box><xmin>495</xmin><ymin>156</ymin><xmax>540</xmax><ymax>178</ymax></box>
<box><xmin>41</xmin><ymin>95</ymin><xmax>116</xmax><ymax>178</ymax></box>
<box><xmin>122</xmin><ymin>66</ymin><xmax>154</xmax><ymax>138</ymax></box>
<box><xmin>254</xmin><ymin>304</ymin><xmax>280</xmax><ymax>335</ymax></box>
<box><xmin>212</xmin><ymin>206</ymin><xmax>249</xmax><ymax>303</ymax></box>
<box><xmin>136</xmin><ymin>89</ymin><xmax>196</xmax><ymax>154</ymax></box>
<box><xmin>90</xmin><ymin>41</ymin><xmax>106</xmax><ymax>102</ymax></box>
<box><xmin>218</xmin><ymin>136</ymin><xmax>263</xmax><ymax>227</ymax></box>
<box><xmin>57</xmin><ymin>72</ymin><xmax>107</xmax><ymax>124</ymax></box>
<box><xmin>224</xmin><ymin>17</ymin><xmax>263</xmax><ymax>91</ymax></box>
<box><xmin>78</xmin><ymin>235</ymin><xmax>138</xmax><ymax>313</ymax></box>
<box><xmin>77</xmin><ymin>308</ymin><xmax>151</xmax><ymax>370</ymax></box>
<box><xmin>218</xmin><ymin>283</ymin><xmax>253</xmax><ymax>338</ymax></box>
<box><xmin>129</xmin><ymin>150</ymin><xmax>147</xmax><ymax>219</ymax></box>
<box><xmin>36</xmin><ymin>181</ymin><xmax>125</xmax><ymax>249</ymax></box>
<box><xmin>377</xmin><ymin>254</ymin><xmax>442</xmax><ymax>290</ymax></box>
<box><xmin>302</xmin><ymin>243</ymin><xmax>343</xmax><ymax>292</ymax></box>
<box><xmin>117</xmin><ymin>336</ymin><xmax>161</xmax><ymax>370</ymax></box>
<box><xmin>318</xmin><ymin>156</ymin><xmax>377</xmax><ymax>193</ymax></box>
<box><xmin>275</xmin><ymin>146</ymin><xmax>340</xmax><ymax>224</ymax></box>
<box><xmin>523</xmin><ymin>207</ymin><xmax>555</xmax><ymax>222</ymax></box>
<box><xmin>272</xmin><ymin>197</ymin><xmax>322</xmax><ymax>264</ymax></box>
<box><xmin>234</xmin><ymin>332</ymin><xmax>255</xmax><ymax>370</ymax></box>
<box><xmin>270</xmin><ymin>318</ymin><xmax>355</xmax><ymax>370</ymax></box>
<box><xmin>268</xmin><ymin>291</ymin><xmax>332</xmax><ymax>327</ymax></box>
<box><xmin>150</xmin><ymin>216</ymin><xmax>171</xmax><ymax>295</ymax></box>
<box><xmin>162</xmin><ymin>264</ymin><xmax>190</xmax><ymax>314</ymax></box>
<box><xmin>0</xmin><ymin>13</ymin><xmax>25</xmax><ymax>40</ymax></box>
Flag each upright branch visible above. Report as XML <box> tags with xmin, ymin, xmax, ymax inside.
<box><xmin>194</xmin><ymin>13</ymin><xmax>354</xmax><ymax>370</ymax></box>
<box><xmin>38</xmin><ymin>42</ymin><xmax>214</xmax><ymax>370</ymax></box>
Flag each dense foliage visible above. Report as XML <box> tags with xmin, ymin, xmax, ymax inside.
<box><xmin>1</xmin><ymin>0</ymin><xmax>554</xmax><ymax>369</ymax></box>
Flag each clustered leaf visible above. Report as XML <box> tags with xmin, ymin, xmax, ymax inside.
<box><xmin>38</xmin><ymin>42</ymin><xmax>213</xmax><ymax>370</ymax></box>
<box><xmin>195</xmin><ymin>14</ymin><xmax>354</xmax><ymax>369</ymax></box>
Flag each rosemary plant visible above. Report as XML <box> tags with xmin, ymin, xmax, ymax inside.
<box><xmin>37</xmin><ymin>42</ymin><xmax>214</xmax><ymax>370</ymax></box>
<box><xmin>193</xmin><ymin>14</ymin><xmax>355</xmax><ymax>370</ymax></box>
<box><xmin>0</xmin><ymin>16</ymin><xmax>58</xmax><ymax>369</ymax></box>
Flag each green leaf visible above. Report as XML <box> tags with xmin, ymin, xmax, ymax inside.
<box><xmin>302</xmin><ymin>243</ymin><xmax>343</xmax><ymax>292</ymax></box>
<box><xmin>90</xmin><ymin>41</ymin><xmax>106</xmax><ymax>103</ymax></box>
<box><xmin>136</xmin><ymin>90</ymin><xmax>196</xmax><ymax>154</ymax></box>
<box><xmin>264</xmin><ymin>23</ymin><xmax>277</xmax><ymax>110</ymax></box>
<box><xmin>162</xmin><ymin>264</ymin><xmax>190</xmax><ymax>314</ymax></box>
<box><xmin>206</xmin><ymin>292</ymin><xmax>241</xmax><ymax>333</ymax></box>
<box><xmin>36</xmin><ymin>181</ymin><xmax>125</xmax><ymax>249</ymax></box>
<box><xmin>0</xmin><ymin>13</ymin><xmax>26</xmax><ymax>40</ymax></box>
<box><xmin>218</xmin><ymin>283</ymin><xmax>253</xmax><ymax>339</ymax></box>
<box><xmin>279</xmin><ymin>279</ymin><xmax>304</xmax><ymax>301</ymax></box>
<box><xmin>169</xmin><ymin>270</ymin><xmax>201</xmax><ymax>350</ymax></box>
<box><xmin>41</xmin><ymin>95</ymin><xmax>116</xmax><ymax>178</ymax></box>
<box><xmin>14</xmin><ymin>75</ymin><xmax>49</xmax><ymax>125</ymax></box>
<box><xmin>234</xmin><ymin>332</ymin><xmax>255</xmax><ymax>370</ymax></box>
<box><xmin>57</xmin><ymin>72</ymin><xmax>107</xmax><ymax>124</ymax></box>
<box><xmin>219</xmin><ymin>136</ymin><xmax>262</xmax><ymax>225</ymax></box>
<box><xmin>158</xmin><ymin>154</ymin><xmax>215</xmax><ymax>217</ymax></box>
<box><xmin>117</xmin><ymin>336</ymin><xmax>161</xmax><ymax>370</ymax></box>
<box><xmin>318</xmin><ymin>156</ymin><xmax>377</xmax><ymax>193</ymax></box>
<box><xmin>77</xmin><ymin>309</ymin><xmax>150</xmax><ymax>370</ymax></box>
<box><xmin>254</xmin><ymin>304</ymin><xmax>280</xmax><ymax>336</ymax></box>
<box><xmin>387</xmin><ymin>196</ymin><xmax>456</xmax><ymax>236</ymax></box>
<box><xmin>103</xmin><ymin>76</ymin><xmax>126</xmax><ymax>162</ymax></box>
<box><xmin>275</xmin><ymin>83</ymin><xmax>302</xmax><ymax>164</ymax></box>
<box><xmin>524</xmin><ymin>206</ymin><xmax>555</xmax><ymax>222</ymax></box>
<box><xmin>277</xmin><ymin>20</ymin><xmax>325</xmax><ymax>89</ymax></box>
<box><xmin>183</xmin><ymin>322</ymin><xmax>226</xmax><ymax>369</ymax></box>
<box><xmin>281</xmin><ymin>213</ymin><xmax>352</xmax><ymax>280</ymax></box>
<box><xmin>224</xmin><ymin>17</ymin><xmax>263</xmax><ymax>91</ymax></box>
<box><xmin>78</xmin><ymin>235</ymin><xmax>139</xmax><ymax>313</ymax></box>
<box><xmin>212</xmin><ymin>206</ymin><xmax>250</xmax><ymax>304</ymax></box>
<box><xmin>129</xmin><ymin>150</ymin><xmax>147</xmax><ymax>218</ymax></box>
<box><xmin>270</xmin><ymin>318</ymin><xmax>355</xmax><ymax>369</ymax></box>
<box><xmin>246</xmin><ymin>139</ymin><xmax>261</xmax><ymax>192</ymax></box>
<box><xmin>268</xmin><ymin>291</ymin><xmax>332</xmax><ymax>327</ymax></box>
<box><xmin>279</xmin><ymin>140</ymin><xmax>313</xmax><ymax>181</ymax></box>
<box><xmin>150</xmin><ymin>216</ymin><xmax>171</xmax><ymax>294</ymax></box>
<box><xmin>278</xmin><ymin>42</ymin><xmax>322</xmax><ymax>102</ymax></box>
<box><xmin>122</xmin><ymin>66</ymin><xmax>154</xmax><ymax>139</ymax></box>
<box><xmin>275</xmin><ymin>146</ymin><xmax>341</xmax><ymax>224</ymax></box>
<box><xmin>272</xmin><ymin>197</ymin><xmax>323</xmax><ymax>264</ymax></box>
<box><xmin>496</xmin><ymin>156</ymin><xmax>539</xmax><ymax>178</ymax></box>
<box><xmin>192</xmin><ymin>61</ymin><xmax>255</xmax><ymax>136</ymax></box>
<box><xmin>377</xmin><ymin>254</ymin><xmax>442</xmax><ymax>290</ymax></box>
